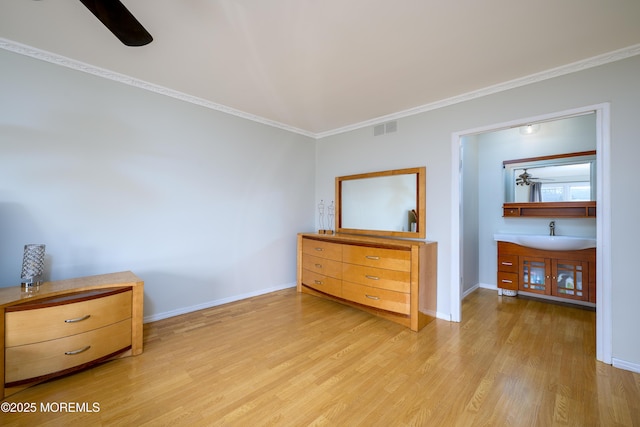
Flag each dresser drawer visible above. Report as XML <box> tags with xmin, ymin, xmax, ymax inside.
<box><xmin>343</xmin><ymin>245</ymin><xmax>411</xmax><ymax>271</ymax></box>
<box><xmin>498</xmin><ymin>272</ymin><xmax>519</xmax><ymax>290</ymax></box>
<box><xmin>5</xmin><ymin>290</ymin><xmax>132</xmax><ymax>347</ymax></box>
<box><xmin>302</xmin><ymin>255</ymin><xmax>342</xmax><ymax>279</ymax></box>
<box><xmin>342</xmin><ymin>281</ymin><xmax>410</xmax><ymax>315</ymax></box>
<box><xmin>498</xmin><ymin>255</ymin><xmax>518</xmax><ymax>273</ymax></box>
<box><xmin>301</xmin><ymin>270</ymin><xmax>342</xmax><ymax>298</ymax></box>
<box><xmin>5</xmin><ymin>319</ymin><xmax>132</xmax><ymax>384</ymax></box>
<box><xmin>342</xmin><ymin>263</ymin><xmax>410</xmax><ymax>293</ymax></box>
<box><xmin>302</xmin><ymin>238</ymin><xmax>342</xmax><ymax>262</ymax></box>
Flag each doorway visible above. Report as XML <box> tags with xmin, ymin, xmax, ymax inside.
<box><xmin>450</xmin><ymin>103</ymin><xmax>611</xmax><ymax>363</ymax></box>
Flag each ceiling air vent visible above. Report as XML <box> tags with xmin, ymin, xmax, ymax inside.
<box><xmin>374</xmin><ymin>121</ymin><xmax>398</xmax><ymax>136</ymax></box>
<box><xmin>385</xmin><ymin>121</ymin><xmax>398</xmax><ymax>133</ymax></box>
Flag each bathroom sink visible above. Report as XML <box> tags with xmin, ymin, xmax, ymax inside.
<box><xmin>494</xmin><ymin>234</ymin><xmax>596</xmax><ymax>251</ymax></box>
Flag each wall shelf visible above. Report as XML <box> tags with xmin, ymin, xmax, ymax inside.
<box><xmin>503</xmin><ymin>201</ymin><xmax>596</xmax><ymax>218</ymax></box>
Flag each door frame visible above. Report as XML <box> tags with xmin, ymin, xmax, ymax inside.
<box><xmin>450</xmin><ymin>103</ymin><xmax>611</xmax><ymax>363</ymax></box>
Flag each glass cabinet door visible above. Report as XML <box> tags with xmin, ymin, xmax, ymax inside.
<box><xmin>520</xmin><ymin>257</ymin><xmax>550</xmax><ymax>295</ymax></box>
<box><xmin>552</xmin><ymin>260</ymin><xmax>589</xmax><ymax>301</ymax></box>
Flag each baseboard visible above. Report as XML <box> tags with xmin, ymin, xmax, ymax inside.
<box><xmin>436</xmin><ymin>311</ymin><xmax>451</xmax><ymax>321</ymax></box>
<box><xmin>462</xmin><ymin>283</ymin><xmax>480</xmax><ymax>299</ymax></box>
<box><xmin>461</xmin><ymin>283</ymin><xmax>496</xmax><ymax>300</ymax></box>
<box><xmin>143</xmin><ymin>282</ymin><xmax>297</xmax><ymax>323</ymax></box>
<box><xmin>612</xmin><ymin>358</ymin><xmax>640</xmax><ymax>374</ymax></box>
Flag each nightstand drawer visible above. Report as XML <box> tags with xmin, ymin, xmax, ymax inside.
<box><xmin>5</xmin><ymin>290</ymin><xmax>132</xmax><ymax>347</ymax></box>
<box><xmin>5</xmin><ymin>319</ymin><xmax>132</xmax><ymax>384</ymax></box>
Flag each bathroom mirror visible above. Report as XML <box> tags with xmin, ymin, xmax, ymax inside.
<box><xmin>336</xmin><ymin>166</ymin><xmax>425</xmax><ymax>238</ymax></box>
<box><xmin>503</xmin><ymin>151</ymin><xmax>596</xmax><ymax>217</ymax></box>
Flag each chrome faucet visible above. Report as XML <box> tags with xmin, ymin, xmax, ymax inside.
<box><xmin>549</xmin><ymin>221</ymin><xmax>556</xmax><ymax>236</ymax></box>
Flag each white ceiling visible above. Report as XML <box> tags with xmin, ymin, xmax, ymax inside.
<box><xmin>2</xmin><ymin>1</ymin><xmax>640</xmax><ymax>137</ymax></box>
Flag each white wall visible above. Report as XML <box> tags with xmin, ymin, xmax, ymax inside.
<box><xmin>316</xmin><ymin>55</ymin><xmax>640</xmax><ymax>368</ymax></box>
<box><xmin>0</xmin><ymin>49</ymin><xmax>316</xmax><ymax>320</ymax></box>
<box><xmin>461</xmin><ymin>134</ymin><xmax>479</xmax><ymax>295</ymax></box>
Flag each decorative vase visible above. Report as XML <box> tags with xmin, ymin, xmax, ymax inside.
<box><xmin>20</xmin><ymin>244</ymin><xmax>46</xmax><ymax>287</ymax></box>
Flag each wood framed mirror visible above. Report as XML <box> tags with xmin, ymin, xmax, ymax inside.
<box><xmin>502</xmin><ymin>151</ymin><xmax>596</xmax><ymax>217</ymax></box>
<box><xmin>336</xmin><ymin>166</ymin><xmax>426</xmax><ymax>238</ymax></box>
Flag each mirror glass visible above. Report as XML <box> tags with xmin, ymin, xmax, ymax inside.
<box><xmin>504</xmin><ymin>151</ymin><xmax>596</xmax><ymax>203</ymax></box>
<box><xmin>336</xmin><ymin>167</ymin><xmax>425</xmax><ymax>238</ymax></box>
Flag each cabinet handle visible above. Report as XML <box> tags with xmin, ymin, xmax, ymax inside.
<box><xmin>501</xmin><ymin>262</ymin><xmax>513</xmax><ymax>266</ymax></box>
<box><xmin>314</xmin><ymin>247</ymin><xmax>324</xmax><ymax>251</ymax></box>
<box><xmin>365</xmin><ymin>275</ymin><xmax>380</xmax><ymax>280</ymax></box>
<box><xmin>365</xmin><ymin>294</ymin><xmax>380</xmax><ymax>300</ymax></box>
<box><xmin>365</xmin><ymin>256</ymin><xmax>380</xmax><ymax>260</ymax></box>
<box><xmin>315</xmin><ymin>264</ymin><xmax>322</xmax><ymax>268</ymax></box>
<box><xmin>314</xmin><ymin>280</ymin><xmax>323</xmax><ymax>285</ymax></box>
<box><xmin>65</xmin><ymin>314</ymin><xmax>91</xmax><ymax>323</ymax></box>
<box><xmin>65</xmin><ymin>345</ymin><xmax>91</xmax><ymax>355</ymax></box>
<box><xmin>501</xmin><ymin>279</ymin><xmax>513</xmax><ymax>284</ymax></box>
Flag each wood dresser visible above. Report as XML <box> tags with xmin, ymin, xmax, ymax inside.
<box><xmin>297</xmin><ymin>233</ymin><xmax>437</xmax><ymax>331</ymax></box>
<box><xmin>0</xmin><ymin>271</ymin><xmax>144</xmax><ymax>399</ymax></box>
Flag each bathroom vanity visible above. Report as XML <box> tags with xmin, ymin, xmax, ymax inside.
<box><xmin>498</xmin><ymin>150</ymin><xmax>597</xmax><ymax>305</ymax></box>
<box><xmin>497</xmin><ymin>241</ymin><xmax>595</xmax><ymax>304</ymax></box>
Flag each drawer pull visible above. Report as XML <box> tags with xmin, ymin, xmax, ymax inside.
<box><xmin>365</xmin><ymin>256</ymin><xmax>380</xmax><ymax>260</ymax></box>
<box><xmin>314</xmin><ymin>247</ymin><xmax>324</xmax><ymax>251</ymax></box>
<box><xmin>365</xmin><ymin>294</ymin><xmax>380</xmax><ymax>300</ymax></box>
<box><xmin>314</xmin><ymin>280</ymin><xmax>323</xmax><ymax>285</ymax></box>
<box><xmin>501</xmin><ymin>262</ymin><xmax>513</xmax><ymax>266</ymax></box>
<box><xmin>501</xmin><ymin>279</ymin><xmax>513</xmax><ymax>284</ymax></box>
<box><xmin>365</xmin><ymin>275</ymin><xmax>380</xmax><ymax>280</ymax></box>
<box><xmin>65</xmin><ymin>345</ymin><xmax>91</xmax><ymax>356</ymax></box>
<box><xmin>65</xmin><ymin>314</ymin><xmax>91</xmax><ymax>323</ymax></box>
<box><xmin>315</xmin><ymin>263</ymin><xmax>322</xmax><ymax>268</ymax></box>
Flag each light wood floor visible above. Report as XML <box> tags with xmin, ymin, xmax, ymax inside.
<box><xmin>3</xmin><ymin>288</ymin><xmax>639</xmax><ymax>426</ymax></box>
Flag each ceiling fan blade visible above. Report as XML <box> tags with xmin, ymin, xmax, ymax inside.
<box><xmin>79</xmin><ymin>0</ymin><xmax>153</xmax><ymax>46</ymax></box>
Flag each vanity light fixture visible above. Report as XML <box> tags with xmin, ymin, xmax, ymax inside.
<box><xmin>519</xmin><ymin>123</ymin><xmax>541</xmax><ymax>135</ymax></box>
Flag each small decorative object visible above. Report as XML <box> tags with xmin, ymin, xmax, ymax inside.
<box><xmin>20</xmin><ymin>244</ymin><xmax>46</xmax><ymax>287</ymax></box>
<box><xmin>318</xmin><ymin>199</ymin><xmax>325</xmax><ymax>234</ymax></box>
<box><xmin>327</xmin><ymin>201</ymin><xmax>335</xmax><ymax>234</ymax></box>
<box><xmin>409</xmin><ymin>209</ymin><xmax>418</xmax><ymax>232</ymax></box>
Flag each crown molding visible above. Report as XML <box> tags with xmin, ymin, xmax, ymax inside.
<box><xmin>315</xmin><ymin>43</ymin><xmax>640</xmax><ymax>139</ymax></box>
<box><xmin>0</xmin><ymin>38</ymin><xmax>316</xmax><ymax>139</ymax></box>
<box><xmin>2</xmin><ymin>38</ymin><xmax>639</xmax><ymax>140</ymax></box>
